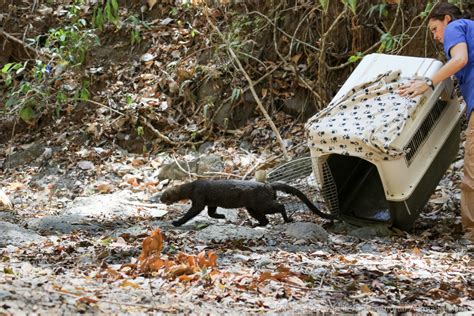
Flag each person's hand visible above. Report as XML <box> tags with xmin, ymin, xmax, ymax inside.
<box><xmin>398</xmin><ymin>80</ymin><xmax>429</xmax><ymax>98</ymax></box>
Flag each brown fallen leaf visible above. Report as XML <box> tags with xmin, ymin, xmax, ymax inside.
<box><xmin>95</xmin><ymin>182</ymin><xmax>114</xmax><ymax>194</ymax></box>
<box><xmin>197</xmin><ymin>251</ymin><xmax>217</xmax><ymax>268</ymax></box>
<box><xmin>120</xmin><ymin>280</ymin><xmax>140</xmax><ymax>289</ymax></box>
<box><xmin>412</xmin><ymin>246</ymin><xmax>422</xmax><ymax>257</ymax></box>
<box><xmin>77</xmin><ymin>297</ymin><xmax>98</xmax><ymax>304</ymax></box>
<box><xmin>0</xmin><ymin>189</ymin><xmax>13</xmax><ymax>210</ymax></box>
<box><xmin>139</xmin><ymin>228</ymin><xmax>164</xmax><ymax>261</ymax></box>
<box><xmin>360</xmin><ymin>284</ymin><xmax>372</xmax><ymax>294</ymax></box>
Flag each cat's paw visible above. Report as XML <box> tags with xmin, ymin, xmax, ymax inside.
<box><xmin>172</xmin><ymin>220</ymin><xmax>182</xmax><ymax>227</ymax></box>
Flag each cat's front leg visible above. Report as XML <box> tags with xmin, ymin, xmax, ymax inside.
<box><xmin>172</xmin><ymin>202</ymin><xmax>205</xmax><ymax>226</ymax></box>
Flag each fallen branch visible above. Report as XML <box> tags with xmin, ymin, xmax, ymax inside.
<box><xmin>139</xmin><ymin>116</ymin><xmax>176</xmax><ymax>145</ymax></box>
<box><xmin>0</xmin><ymin>27</ymin><xmax>49</xmax><ymax>59</ymax></box>
<box><xmin>205</xmin><ymin>10</ymin><xmax>290</xmax><ymax>160</ymax></box>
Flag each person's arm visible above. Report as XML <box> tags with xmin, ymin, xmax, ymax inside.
<box><xmin>398</xmin><ymin>42</ymin><xmax>468</xmax><ymax>97</ymax></box>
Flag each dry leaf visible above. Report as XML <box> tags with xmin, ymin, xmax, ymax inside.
<box><xmin>147</xmin><ymin>0</ymin><xmax>157</xmax><ymax>9</ymax></box>
<box><xmin>197</xmin><ymin>251</ymin><xmax>217</xmax><ymax>268</ymax></box>
<box><xmin>120</xmin><ymin>280</ymin><xmax>140</xmax><ymax>289</ymax></box>
<box><xmin>360</xmin><ymin>284</ymin><xmax>372</xmax><ymax>294</ymax></box>
<box><xmin>0</xmin><ymin>189</ymin><xmax>13</xmax><ymax>210</ymax></box>
<box><xmin>95</xmin><ymin>183</ymin><xmax>113</xmax><ymax>194</ymax></box>
<box><xmin>139</xmin><ymin>229</ymin><xmax>164</xmax><ymax>261</ymax></box>
<box><xmin>77</xmin><ymin>297</ymin><xmax>98</xmax><ymax>304</ymax></box>
<box><xmin>291</xmin><ymin>53</ymin><xmax>302</xmax><ymax>64</ymax></box>
<box><xmin>412</xmin><ymin>246</ymin><xmax>422</xmax><ymax>257</ymax></box>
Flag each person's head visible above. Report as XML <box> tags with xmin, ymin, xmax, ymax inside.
<box><xmin>427</xmin><ymin>2</ymin><xmax>463</xmax><ymax>43</ymax></box>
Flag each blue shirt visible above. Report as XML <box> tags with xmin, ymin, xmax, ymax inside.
<box><xmin>443</xmin><ymin>19</ymin><xmax>474</xmax><ymax>117</ymax></box>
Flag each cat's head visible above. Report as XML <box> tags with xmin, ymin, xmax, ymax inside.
<box><xmin>160</xmin><ymin>186</ymin><xmax>180</xmax><ymax>204</ymax></box>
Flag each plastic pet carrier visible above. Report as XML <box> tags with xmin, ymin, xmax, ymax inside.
<box><xmin>304</xmin><ymin>53</ymin><xmax>464</xmax><ymax>230</ymax></box>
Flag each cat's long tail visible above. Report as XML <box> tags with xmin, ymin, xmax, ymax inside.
<box><xmin>270</xmin><ymin>182</ymin><xmax>338</xmax><ymax>220</ymax></box>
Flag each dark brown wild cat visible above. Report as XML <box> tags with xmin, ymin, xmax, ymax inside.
<box><xmin>160</xmin><ymin>179</ymin><xmax>336</xmax><ymax>227</ymax></box>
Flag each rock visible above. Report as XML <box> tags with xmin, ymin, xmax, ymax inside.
<box><xmin>0</xmin><ymin>222</ymin><xmax>46</xmax><ymax>247</ymax></box>
<box><xmin>284</xmin><ymin>222</ymin><xmax>329</xmax><ymax>243</ymax></box>
<box><xmin>348</xmin><ymin>225</ymin><xmax>393</xmax><ymax>239</ymax></box>
<box><xmin>24</xmin><ymin>215</ymin><xmax>101</xmax><ymax>235</ymax></box>
<box><xmin>77</xmin><ymin>160</ymin><xmax>95</xmax><ymax>170</ymax></box>
<box><xmin>158</xmin><ymin>159</ymin><xmax>198</xmax><ymax>180</ymax></box>
<box><xmin>197</xmin><ymin>79</ymin><xmax>222</xmax><ymax>106</ymax></box>
<box><xmin>64</xmin><ymin>191</ymin><xmax>167</xmax><ymax>219</ymax></box>
<box><xmin>453</xmin><ymin>159</ymin><xmax>463</xmax><ymax>170</ymax></box>
<box><xmin>196</xmin><ymin>224</ymin><xmax>265</xmax><ymax>243</ymax></box>
<box><xmin>158</xmin><ymin>155</ymin><xmax>224</xmax><ymax>180</ymax></box>
<box><xmin>283</xmin><ymin>88</ymin><xmax>315</xmax><ymax>120</ymax></box>
<box><xmin>214</xmin><ymin>100</ymin><xmax>255</xmax><ymax>129</ymax></box>
<box><xmin>198</xmin><ymin>141</ymin><xmax>214</xmax><ymax>154</ymax></box>
<box><xmin>196</xmin><ymin>155</ymin><xmax>224</xmax><ymax>176</ymax></box>
<box><xmin>3</xmin><ymin>143</ymin><xmax>45</xmax><ymax>169</ymax></box>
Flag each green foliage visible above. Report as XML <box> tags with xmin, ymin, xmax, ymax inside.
<box><xmin>348</xmin><ymin>52</ymin><xmax>363</xmax><ymax>63</ymax></box>
<box><xmin>420</xmin><ymin>2</ymin><xmax>434</xmax><ymax>18</ymax></box>
<box><xmin>367</xmin><ymin>4</ymin><xmax>388</xmax><ymax>18</ymax></box>
<box><xmin>342</xmin><ymin>0</ymin><xmax>357</xmax><ymax>15</ymax></box>
<box><xmin>46</xmin><ymin>4</ymin><xmax>99</xmax><ymax>65</ymax></box>
<box><xmin>93</xmin><ymin>0</ymin><xmax>121</xmax><ymax>30</ymax></box>
<box><xmin>378</xmin><ymin>32</ymin><xmax>401</xmax><ymax>52</ymax></box>
<box><xmin>124</xmin><ymin>15</ymin><xmax>151</xmax><ymax>46</ymax></box>
<box><xmin>0</xmin><ymin>3</ymin><xmax>100</xmax><ymax>123</ymax></box>
<box><xmin>319</xmin><ymin>0</ymin><xmax>330</xmax><ymax>13</ymax></box>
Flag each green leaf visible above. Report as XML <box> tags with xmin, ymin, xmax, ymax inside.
<box><xmin>5</xmin><ymin>97</ymin><xmax>17</xmax><ymax>107</ymax></box>
<box><xmin>348</xmin><ymin>52</ymin><xmax>363</xmax><ymax>63</ymax></box>
<box><xmin>99</xmin><ymin>237</ymin><xmax>113</xmax><ymax>246</ymax></box>
<box><xmin>1</xmin><ymin>63</ymin><xmax>15</xmax><ymax>73</ymax></box>
<box><xmin>319</xmin><ymin>0</ymin><xmax>329</xmax><ymax>12</ymax></box>
<box><xmin>19</xmin><ymin>106</ymin><xmax>36</xmax><ymax>123</ymax></box>
<box><xmin>111</xmin><ymin>0</ymin><xmax>119</xmax><ymax>13</ymax></box>
<box><xmin>4</xmin><ymin>267</ymin><xmax>14</xmax><ymax>275</ymax></box>
<box><xmin>342</xmin><ymin>0</ymin><xmax>357</xmax><ymax>14</ymax></box>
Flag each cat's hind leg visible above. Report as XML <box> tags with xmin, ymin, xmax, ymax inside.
<box><xmin>264</xmin><ymin>202</ymin><xmax>291</xmax><ymax>223</ymax></box>
<box><xmin>247</xmin><ymin>208</ymin><xmax>269</xmax><ymax>226</ymax></box>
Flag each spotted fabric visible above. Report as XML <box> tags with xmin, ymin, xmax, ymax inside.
<box><xmin>305</xmin><ymin>70</ymin><xmax>422</xmax><ymax>161</ymax></box>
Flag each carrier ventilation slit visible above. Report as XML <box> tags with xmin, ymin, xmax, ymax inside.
<box><xmin>404</xmin><ymin>99</ymin><xmax>448</xmax><ymax>165</ymax></box>
<box><xmin>320</xmin><ymin>160</ymin><xmax>340</xmax><ymax>214</ymax></box>
<box><xmin>266</xmin><ymin>156</ymin><xmax>320</xmax><ymax>212</ymax></box>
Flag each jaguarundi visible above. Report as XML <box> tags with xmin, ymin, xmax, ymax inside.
<box><xmin>160</xmin><ymin>179</ymin><xmax>337</xmax><ymax>227</ymax></box>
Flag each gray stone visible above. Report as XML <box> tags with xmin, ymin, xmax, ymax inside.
<box><xmin>3</xmin><ymin>143</ymin><xmax>45</xmax><ymax>169</ymax></box>
<box><xmin>196</xmin><ymin>155</ymin><xmax>224</xmax><ymax>177</ymax></box>
<box><xmin>196</xmin><ymin>224</ymin><xmax>265</xmax><ymax>242</ymax></box>
<box><xmin>348</xmin><ymin>225</ymin><xmax>393</xmax><ymax>240</ymax></box>
<box><xmin>198</xmin><ymin>141</ymin><xmax>214</xmax><ymax>154</ymax></box>
<box><xmin>64</xmin><ymin>191</ymin><xmax>167</xmax><ymax>219</ymax></box>
<box><xmin>77</xmin><ymin>160</ymin><xmax>95</xmax><ymax>170</ymax></box>
<box><xmin>0</xmin><ymin>222</ymin><xmax>46</xmax><ymax>247</ymax></box>
<box><xmin>25</xmin><ymin>214</ymin><xmax>101</xmax><ymax>234</ymax></box>
<box><xmin>158</xmin><ymin>159</ymin><xmax>198</xmax><ymax>180</ymax></box>
<box><xmin>284</xmin><ymin>222</ymin><xmax>329</xmax><ymax>243</ymax></box>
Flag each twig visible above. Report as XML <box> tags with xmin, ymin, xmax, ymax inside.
<box><xmin>49</xmin><ymin>288</ymin><xmax>176</xmax><ymax>312</ymax></box>
<box><xmin>139</xmin><ymin>116</ymin><xmax>176</xmax><ymax>145</ymax></box>
<box><xmin>0</xmin><ymin>27</ymin><xmax>49</xmax><ymax>59</ymax></box>
<box><xmin>202</xmin><ymin>171</ymin><xmax>244</xmax><ymax>179</ymax></box>
<box><xmin>205</xmin><ymin>11</ymin><xmax>289</xmax><ymax>160</ymax></box>
<box><xmin>171</xmin><ymin>155</ymin><xmax>199</xmax><ymax>179</ymax></box>
<box><xmin>82</xmin><ymin>99</ymin><xmax>125</xmax><ymax>117</ymax></box>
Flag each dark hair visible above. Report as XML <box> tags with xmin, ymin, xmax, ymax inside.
<box><xmin>428</xmin><ymin>2</ymin><xmax>468</xmax><ymax>21</ymax></box>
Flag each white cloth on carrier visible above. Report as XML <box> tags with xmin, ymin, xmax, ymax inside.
<box><xmin>305</xmin><ymin>70</ymin><xmax>423</xmax><ymax>161</ymax></box>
